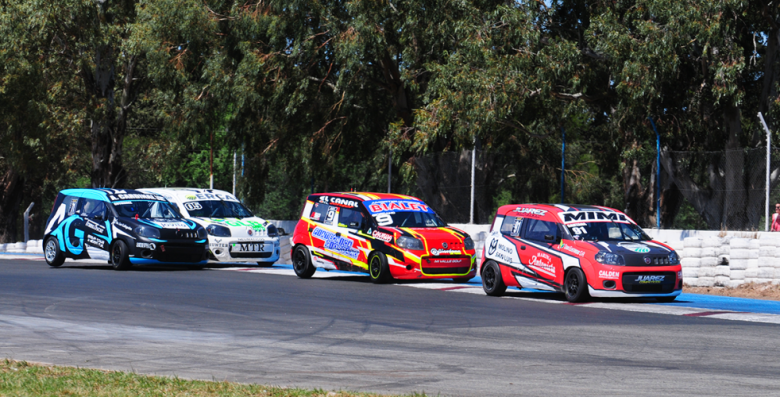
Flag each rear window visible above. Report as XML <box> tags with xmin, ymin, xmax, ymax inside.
<box><xmin>309</xmin><ymin>202</ymin><xmax>337</xmax><ymax>225</ymax></box>
<box><xmin>500</xmin><ymin>216</ymin><xmax>523</xmax><ymax>237</ymax></box>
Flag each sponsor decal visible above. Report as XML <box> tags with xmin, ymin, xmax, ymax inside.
<box><xmin>560</xmin><ymin>243</ymin><xmax>585</xmax><ymax>257</ymax></box>
<box><xmin>108</xmin><ymin>193</ymin><xmax>167</xmax><ymax>201</ymax></box>
<box><xmin>560</xmin><ymin>211</ymin><xmax>630</xmax><ymax>224</ymax></box>
<box><xmin>84</xmin><ymin>219</ymin><xmax>106</xmax><ymax>234</ymax></box>
<box><xmin>365</xmin><ymin>199</ymin><xmax>432</xmax><ymax>214</ymax></box>
<box><xmin>86</xmin><ymin>234</ymin><xmax>106</xmax><ymax>249</ymax></box>
<box><xmin>184</xmin><ymin>193</ymin><xmax>239</xmax><ymax>202</ymax></box>
<box><xmin>318</xmin><ymin>195</ymin><xmax>359</xmax><ymax>208</ymax></box>
<box><xmin>210</xmin><ymin>238</ymin><xmax>228</xmax><ymax>249</ymax></box>
<box><xmin>599</xmin><ymin>270</ymin><xmax>620</xmax><ymax>280</ymax></box>
<box><xmin>186</xmin><ymin>195</ymin><xmax>197</xmax><ymax>200</ymax></box>
<box><xmin>372</xmin><ymin>230</ymin><xmax>393</xmax><ymax>242</ymax></box>
<box><xmin>430</xmin><ymin>248</ymin><xmax>461</xmax><ymax>256</ymax></box>
<box><xmin>311</xmin><ymin>212</ymin><xmax>321</xmax><ymax>220</ymax></box>
<box><xmin>619</xmin><ymin>243</ymin><xmax>651</xmax><ymax>253</ymax></box>
<box><xmin>68</xmin><ymin>199</ymin><xmax>78</xmax><ymax>215</ymax></box>
<box><xmin>635</xmin><ymin>275</ymin><xmax>665</xmax><ymax>284</ymax></box>
<box><xmin>644</xmin><ymin>256</ymin><xmax>652</xmax><ymax>264</ymax></box>
<box><xmin>513</xmin><ymin>207</ymin><xmax>548</xmax><ymax>217</ymax></box>
<box><xmin>154</xmin><ymin>221</ymin><xmax>190</xmax><ymax>229</ymax></box>
<box><xmin>184</xmin><ymin>202</ymin><xmax>203</xmax><ymax>211</ymax></box>
<box><xmin>311</xmin><ymin>227</ymin><xmax>360</xmax><ymax>259</ymax></box>
<box><xmin>247</xmin><ymin>228</ymin><xmax>254</xmax><ymax>236</ymax></box>
<box><xmin>236</xmin><ymin>237</ymin><xmax>266</xmax><ymax>242</ymax></box>
<box><xmin>114</xmin><ymin>221</ymin><xmax>132</xmax><ymax>231</ymax></box>
<box><xmin>488</xmin><ymin>238</ymin><xmax>516</xmax><ymax>263</ymax></box>
<box><xmin>136</xmin><ymin>242</ymin><xmax>156</xmax><ymax>250</ymax></box>
<box><xmin>529</xmin><ymin>252</ymin><xmax>556</xmax><ymax>276</ymax></box>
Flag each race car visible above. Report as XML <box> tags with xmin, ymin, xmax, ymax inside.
<box><xmin>290</xmin><ymin>192</ymin><xmax>477</xmax><ymax>283</ymax></box>
<box><xmin>481</xmin><ymin>204</ymin><xmax>682</xmax><ymax>302</ymax></box>
<box><xmin>43</xmin><ymin>188</ymin><xmax>209</xmax><ymax>270</ymax></box>
<box><xmin>140</xmin><ymin>188</ymin><xmax>280</xmax><ymax>266</ymax></box>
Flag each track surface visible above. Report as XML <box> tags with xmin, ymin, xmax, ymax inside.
<box><xmin>1</xmin><ymin>258</ymin><xmax>779</xmax><ymax>396</ymax></box>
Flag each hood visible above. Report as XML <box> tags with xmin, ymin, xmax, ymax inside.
<box><xmin>395</xmin><ymin>226</ymin><xmax>471</xmax><ymax>256</ymax></box>
<box><xmin>578</xmin><ymin>240</ymin><xmax>675</xmax><ymax>266</ymax></box>
<box><xmin>193</xmin><ymin>216</ymin><xmax>272</xmax><ymax>238</ymax></box>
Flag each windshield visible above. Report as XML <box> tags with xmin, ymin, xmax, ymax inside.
<box><xmin>183</xmin><ymin>200</ymin><xmax>254</xmax><ymax>218</ymax></box>
<box><xmin>566</xmin><ymin>221</ymin><xmax>650</xmax><ymax>242</ymax></box>
<box><xmin>112</xmin><ymin>200</ymin><xmax>181</xmax><ymax>219</ymax></box>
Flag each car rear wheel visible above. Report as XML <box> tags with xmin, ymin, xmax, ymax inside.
<box><xmin>257</xmin><ymin>262</ymin><xmax>275</xmax><ymax>267</ymax></box>
<box><xmin>110</xmin><ymin>240</ymin><xmax>132</xmax><ymax>271</ymax></box>
<box><xmin>369</xmin><ymin>252</ymin><xmax>392</xmax><ymax>284</ymax></box>
<box><xmin>292</xmin><ymin>245</ymin><xmax>316</xmax><ymax>278</ymax></box>
<box><xmin>656</xmin><ymin>296</ymin><xmax>677</xmax><ymax>302</ymax></box>
<box><xmin>481</xmin><ymin>260</ymin><xmax>506</xmax><ymax>296</ymax></box>
<box><xmin>44</xmin><ymin>236</ymin><xmax>65</xmax><ymax>267</ymax></box>
<box><xmin>564</xmin><ymin>267</ymin><xmax>590</xmax><ymax>302</ymax></box>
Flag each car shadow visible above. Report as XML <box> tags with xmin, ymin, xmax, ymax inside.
<box><xmin>53</xmin><ymin>264</ymin><xmax>208</xmax><ymax>272</ymax></box>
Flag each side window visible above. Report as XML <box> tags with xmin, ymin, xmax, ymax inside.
<box><xmin>309</xmin><ymin>202</ymin><xmax>336</xmax><ymax>225</ymax></box>
<box><xmin>337</xmin><ymin>207</ymin><xmax>366</xmax><ymax>230</ymax></box>
<box><xmin>523</xmin><ymin>219</ymin><xmax>559</xmax><ymax>242</ymax></box>
<box><xmin>67</xmin><ymin>197</ymin><xmax>80</xmax><ymax>216</ymax></box>
<box><xmin>82</xmin><ymin>199</ymin><xmax>107</xmax><ymax>220</ymax></box>
<box><xmin>500</xmin><ymin>216</ymin><xmax>523</xmax><ymax>237</ymax></box>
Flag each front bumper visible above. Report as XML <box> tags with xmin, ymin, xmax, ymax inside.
<box><xmin>208</xmin><ymin>238</ymin><xmax>280</xmax><ymax>263</ymax></box>
<box><xmin>131</xmin><ymin>240</ymin><xmax>208</xmax><ymax>263</ymax></box>
<box><xmin>589</xmin><ymin>287</ymin><xmax>682</xmax><ymax>298</ymax></box>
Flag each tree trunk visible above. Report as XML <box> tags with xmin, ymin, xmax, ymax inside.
<box><xmin>88</xmin><ymin>51</ymin><xmax>137</xmax><ymax>188</ymax></box>
<box><xmin>721</xmin><ymin>105</ymin><xmax>747</xmax><ymax>228</ymax></box>
<box><xmin>0</xmin><ymin>168</ymin><xmax>23</xmax><ymax>243</ymax></box>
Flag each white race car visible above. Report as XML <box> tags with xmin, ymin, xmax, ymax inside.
<box><xmin>141</xmin><ymin>188</ymin><xmax>280</xmax><ymax>266</ymax></box>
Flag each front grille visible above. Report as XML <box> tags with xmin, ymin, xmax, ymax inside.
<box><xmin>621</xmin><ymin>271</ymin><xmax>676</xmax><ymax>294</ymax></box>
<box><xmin>625</xmin><ymin>255</ymin><xmax>673</xmax><ymax>266</ymax></box>
<box><xmin>175</xmin><ymin>230</ymin><xmax>198</xmax><ymax>239</ymax></box>
<box><xmin>155</xmin><ymin>244</ymin><xmax>206</xmax><ymax>263</ymax></box>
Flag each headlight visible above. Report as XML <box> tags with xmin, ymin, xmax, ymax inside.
<box><xmin>206</xmin><ymin>224</ymin><xmax>232</xmax><ymax>237</ymax></box>
<box><xmin>668</xmin><ymin>251</ymin><xmax>680</xmax><ymax>265</ymax></box>
<box><xmin>267</xmin><ymin>224</ymin><xmax>278</xmax><ymax>237</ymax></box>
<box><xmin>396</xmin><ymin>236</ymin><xmax>424</xmax><ymax>250</ymax></box>
<box><xmin>595</xmin><ymin>251</ymin><xmax>625</xmax><ymax>266</ymax></box>
<box><xmin>197</xmin><ymin>227</ymin><xmax>207</xmax><ymax>239</ymax></box>
<box><xmin>134</xmin><ymin>226</ymin><xmax>160</xmax><ymax>239</ymax></box>
<box><xmin>464</xmin><ymin>236</ymin><xmax>475</xmax><ymax>250</ymax></box>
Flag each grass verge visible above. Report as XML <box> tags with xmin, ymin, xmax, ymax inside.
<box><xmin>0</xmin><ymin>359</ymin><xmax>417</xmax><ymax>397</ymax></box>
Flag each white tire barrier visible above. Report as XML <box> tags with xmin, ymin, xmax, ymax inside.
<box><xmin>684</xmin><ymin>237</ymin><xmax>702</xmax><ymax>248</ymax></box>
<box><xmin>681</xmin><ymin>258</ymin><xmax>701</xmax><ymax>268</ymax></box>
<box><xmin>730</xmin><ymin>270</ymin><xmax>745</xmax><ymax>280</ymax></box>
<box><xmin>700</xmin><ymin>256</ymin><xmax>719</xmax><ymax>267</ymax></box>
<box><xmin>758</xmin><ymin>268</ymin><xmax>775</xmax><ymax>278</ymax></box>
<box><xmin>698</xmin><ymin>267</ymin><xmax>716</xmax><ymax>278</ymax></box>
<box><xmin>729</xmin><ymin>249</ymin><xmax>751</xmax><ymax>260</ymax></box>
<box><xmin>714</xmin><ymin>266</ymin><xmax>730</xmax><ymax>277</ymax></box>
<box><xmin>730</xmin><ymin>238</ymin><xmax>750</xmax><ymax>249</ymax></box>
<box><xmin>682</xmin><ymin>268</ymin><xmax>699</xmax><ymax>278</ymax></box>
<box><xmin>729</xmin><ymin>259</ymin><xmax>749</xmax><ymax>270</ymax></box>
<box><xmin>696</xmin><ymin>277</ymin><xmax>715</xmax><ymax>287</ymax></box>
<box><xmin>684</xmin><ymin>248</ymin><xmax>702</xmax><ymax>258</ymax></box>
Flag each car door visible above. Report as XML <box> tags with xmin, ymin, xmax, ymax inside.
<box><xmin>519</xmin><ymin>218</ymin><xmax>565</xmax><ymax>286</ymax></box>
<box><xmin>307</xmin><ymin>200</ymin><xmax>337</xmax><ymax>254</ymax></box>
<box><xmin>81</xmin><ymin>199</ymin><xmax>110</xmax><ymax>252</ymax></box>
<box><xmin>333</xmin><ymin>206</ymin><xmax>368</xmax><ymax>264</ymax></box>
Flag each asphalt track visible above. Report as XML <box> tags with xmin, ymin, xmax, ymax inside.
<box><xmin>1</xmin><ymin>256</ymin><xmax>779</xmax><ymax>396</ymax></box>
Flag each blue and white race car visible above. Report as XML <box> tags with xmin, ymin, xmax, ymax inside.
<box><xmin>43</xmin><ymin>188</ymin><xmax>209</xmax><ymax>270</ymax></box>
<box><xmin>141</xmin><ymin>188</ymin><xmax>280</xmax><ymax>266</ymax></box>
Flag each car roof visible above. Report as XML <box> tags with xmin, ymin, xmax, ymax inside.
<box><xmin>309</xmin><ymin>192</ymin><xmax>425</xmax><ymax>202</ymax></box>
<box><xmin>496</xmin><ymin>204</ymin><xmax>633</xmax><ymax>224</ymax></box>
<box><xmin>141</xmin><ymin>188</ymin><xmax>240</xmax><ymax>202</ymax></box>
<box><xmin>60</xmin><ymin>188</ymin><xmax>164</xmax><ymax>203</ymax></box>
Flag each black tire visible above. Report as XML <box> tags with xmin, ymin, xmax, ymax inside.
<box><xmin>257</xmin><ymin>261</ymin><xmax>275</xmax><ymax>268</ymax></box>
<box><xmin>452</xmin><ymin>276</ymin><xmax>473</xmax><ymax>283</ymax></box>
<box><xmin>656</xmin><ymin>296</ymin><xmax>677</xmax><ymax>302</ymax></box>
<box><xmin>110</xmin><ymin>240</ymin><xmax>132</xmax><ymax>270</ymax></box>
<box><xmin>481</xmin><ymin>260</ymin><xmax>506</xmax><ymax>296</ymax></box>
<box><xmin>564</xmin><ymin>267</ymin><xmax>590</xmax><ymax>302</ymax></box>
<box><xmin>292</xmin><ymin>245</ymin><xmax>316</xmax><ymax>278</ymax></box>
<box><xmin>368</xmin><ymin>251</ymin><xmax>392</xmax><ymax>284</ymax></box>
<box><xmin>44</xmin><ymin>236</ymin><xmax>65</xmax><ymax>267</ymax></box>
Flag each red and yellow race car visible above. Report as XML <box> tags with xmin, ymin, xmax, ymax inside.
<box><xmin>290</xmin><ymin>192</ymin><xmax>476</xmax><ymax>283</ymax></box>
<box><xmin>481</xmin><ymin>204</ymin><xmax>682</xmax><ymax>302</ymax></box>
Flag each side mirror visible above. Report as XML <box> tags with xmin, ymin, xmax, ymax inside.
<box><xmin>94</xmin><ymin>215</ymin><xmax>104</xmax><ymax>221</ymax></box>
<box><xmin>278</xmin><ymin>228</ymin><xmax>287</xmax><ymax>236</ymax></box>
<box><xmin>544</xmin><ymin>234</ymin><xmax>557</xmax><ymax>243</ymax></box>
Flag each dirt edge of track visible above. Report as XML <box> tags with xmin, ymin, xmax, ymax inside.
<box><xmin>684</xmin><ymin>282</ymin><xmax>780</xmax><ymax>301</ymax></box>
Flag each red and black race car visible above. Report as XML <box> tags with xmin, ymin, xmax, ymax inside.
<box><xmin>290</xmin><ymin>192</ymin><xmax>477</xmax><ymax>283</ymax></box>
<box><xmin>481</xmin><ymin>204</ymin><xmax>682</xmax><ymax>302</ymax></box>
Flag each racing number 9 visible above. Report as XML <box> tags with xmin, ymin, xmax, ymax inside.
<box><xmin>374</xmin><ymin>214</ymin><xmax>393</xmax><ymax>226</ymax></box>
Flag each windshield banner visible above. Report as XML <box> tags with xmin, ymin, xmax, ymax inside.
<box><xmin>558</xmin><ymin>211</ymin><xmax>632</xmax><ymax>224</ymax></box>
<box><xmin>364</xmin><ymin>200</ymin><xmax>434</xmax><ymax>214</ymax></box>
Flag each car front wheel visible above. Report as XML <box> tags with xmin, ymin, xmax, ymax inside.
<box><xmin>564</xmin><ymin>267</ymin><xmax>590</xmax><ymax>302</ymax></box>
<box><xmin>369</xmin><ymin>252</ymin><xmax>392</xmax><ymax>284</ymax></box>
<box><xmin>110</xmin><ymin>240</ymin><xmax>132</xmax><ymax>271</ymax></box>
